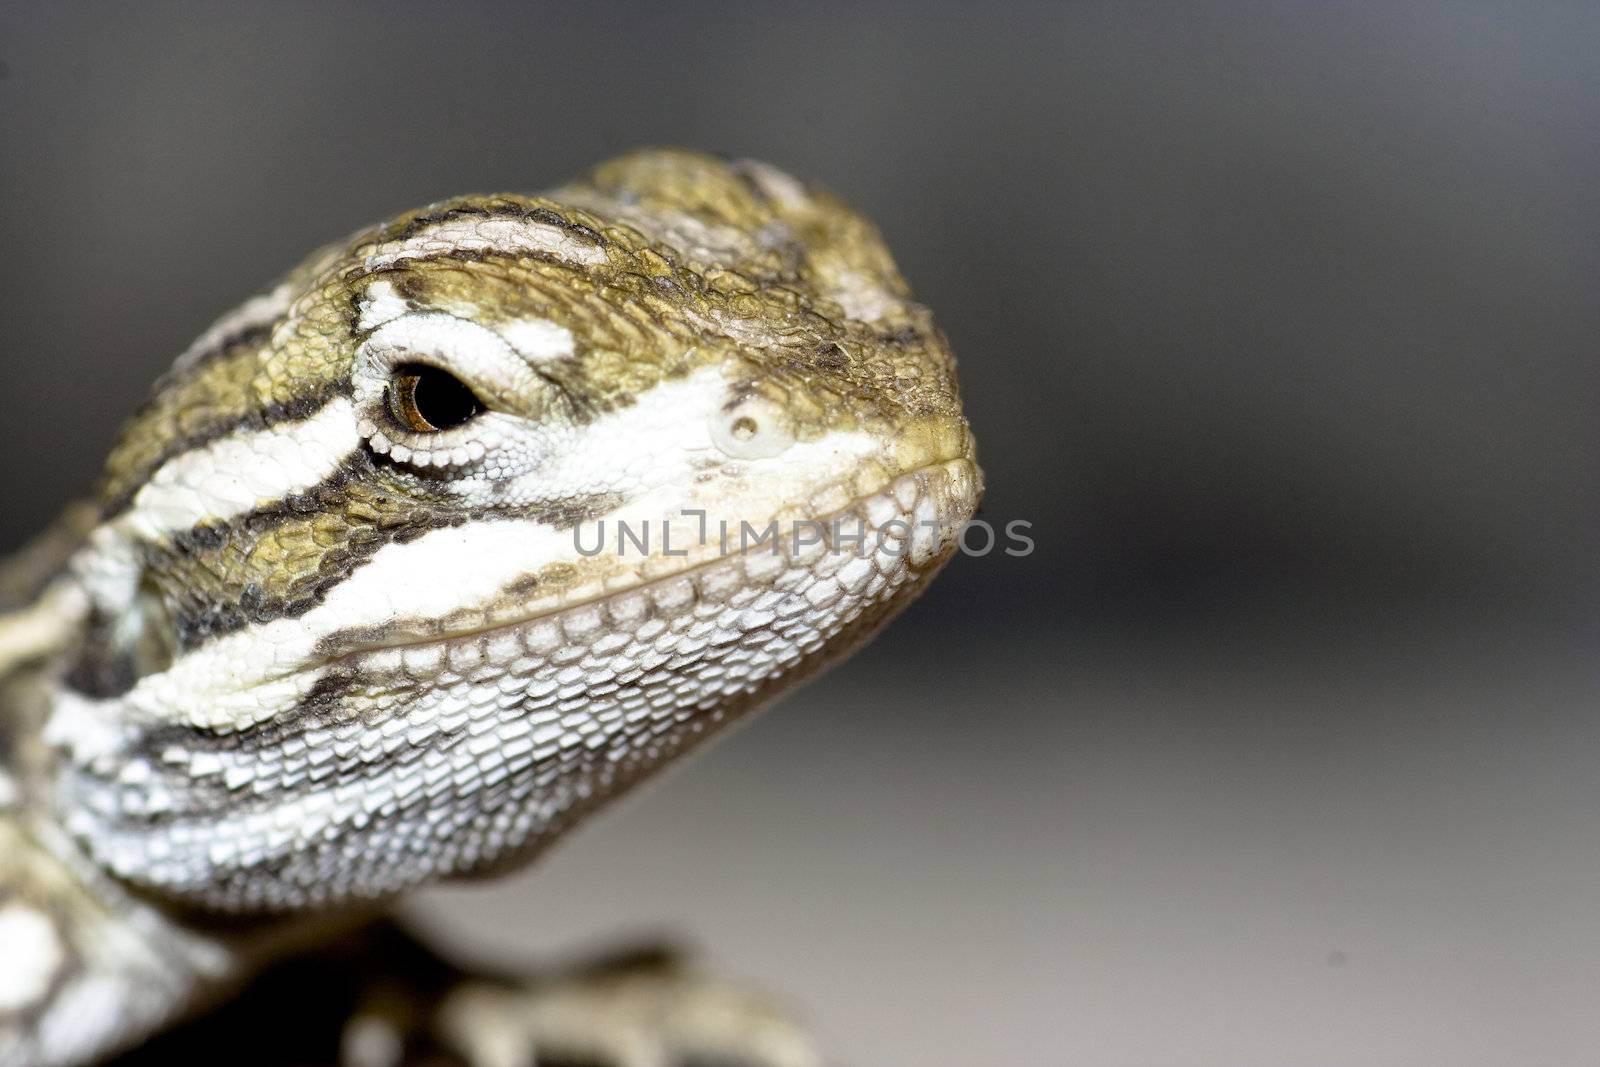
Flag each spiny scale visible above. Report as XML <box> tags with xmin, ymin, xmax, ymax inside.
<box><xmin>0</xmin><ymin>149</ymin><xmax>979</xmax><ymax>1067</ymax></box>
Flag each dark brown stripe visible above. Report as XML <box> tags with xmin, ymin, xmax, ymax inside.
<box><xmin>143</xmin><ymin>448</ymin><xmax>620</xmax><ymax>652</ymax></box>
<box><xmin>157</xmin><ymin>321</ymin><xmax>274</xmax><ymax>393</ymax></box>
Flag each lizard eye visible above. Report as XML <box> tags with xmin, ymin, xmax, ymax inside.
<box><xmin>353</xmin><ymin>310</ymin><xmax>573</xmax><ymax>475</ymax></box>
<box><xmin>388</xmin><ymin>363</ymin><xmax>483</xmax><ymax>433</ymax></box>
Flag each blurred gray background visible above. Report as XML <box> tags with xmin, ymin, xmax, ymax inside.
<box><xmin>2</xmin><ymin>3</ymin><xmax>1597</xmax><ymax>1065</ymax></box>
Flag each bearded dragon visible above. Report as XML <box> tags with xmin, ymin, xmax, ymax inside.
<box><xmin>0</xmin><ymin>149</ymin><xmax>980</xmax><ymax>1067</ymax></box>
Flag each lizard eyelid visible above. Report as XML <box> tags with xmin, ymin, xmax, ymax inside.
<box><xmin>356</xmin><ymin>313</ymin><xmax>563</xmax><ymax>422</ymax></box>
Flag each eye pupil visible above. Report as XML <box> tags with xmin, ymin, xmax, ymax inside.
<box><xmin>389</xmin><ymin>363</ymin><xmax>482</xmax><ymax>432</ymax></box>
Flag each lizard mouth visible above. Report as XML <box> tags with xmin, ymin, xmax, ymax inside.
<box><xmin>317</xmin><ymin>457</ymin><xmax>982</xmax><ymax>669</ymax></box>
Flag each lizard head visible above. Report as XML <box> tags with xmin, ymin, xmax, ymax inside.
<box><xmin>50</xmin><ymin>150</ymin><xmax>980</xmax><ymax>912</ymax></box>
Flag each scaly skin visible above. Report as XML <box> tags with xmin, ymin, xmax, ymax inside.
<box><xmin>0</xmin><ymin>149</ymin><xmax>980</xmax><ymax>1067</ymax></box>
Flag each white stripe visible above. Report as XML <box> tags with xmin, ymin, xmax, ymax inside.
<box><xmin>364</xmin><ymin>217</ymin><xmax>607</xmax><ymax>273</ymax></box>
<box><xmin>828</xmin><ymin>269</ymin><xmax>903</xmax><ymax>323</ymax></box>
<box><xmin>121</xmin><ymin>399</ymin><xmax>360</xmax><ymax>542</ymax></box>
<box><xmin>500</xmin><ymin>317</ymin><xmax>576</xmax><ymax>363</ymax></box>
<box><xmin>356</xmin><ymin>279</ymin><xmax>411</xmax><ymax>332</ymax></box>
<box><xmin>736</xmin><ymin>159</ymin><xmax>812</xmax><ymax>210</ymax></box>
<box><xmin>0</xmin><ymin>905</ymin><xmax>65</xmax><ymax>1012</ymax></box>
<box><xmin>122</xmin><ymin>518</ymin><xmax>574</xmax><ymax>729</ymax></box>
<box><xmin>0</xmin><ymin>581</ymin><xmax>86</xmax><ymax>676</ymax></box>
<box><xmin>550</xmin><ymin>190</ymin><xmax>762</xmax><ymax>263</ymax></box>
<box><xmin>315</xmin><ymin>518</ymin><xmax>581</xmax><ymax>628</ymax></box>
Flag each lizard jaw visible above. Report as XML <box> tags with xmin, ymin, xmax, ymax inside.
<box><xmin>325</xmin><ymin>456</ymin><xmax>981</xmax><ymax>669</ymax></box>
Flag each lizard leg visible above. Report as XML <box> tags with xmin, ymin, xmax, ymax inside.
<box><xmin>431</xmin><ymin>952</ymin><xmax>823</xmax><ymax>1067</ymax></box>
<box><xmin>340</xmin><ymin>940</ymin><xmax>823</xmax><ymax>1067</ymax></box>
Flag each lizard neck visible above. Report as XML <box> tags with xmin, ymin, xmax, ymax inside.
<box><xmin>0</xmin><ymin>806</ymin><xmax>239</xmax><ymax>1067</ymax></box>
<box><xmin>2</xmin><ymin>603</ymin><xmax>239</xmax><ymax>1066</ymax></box>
